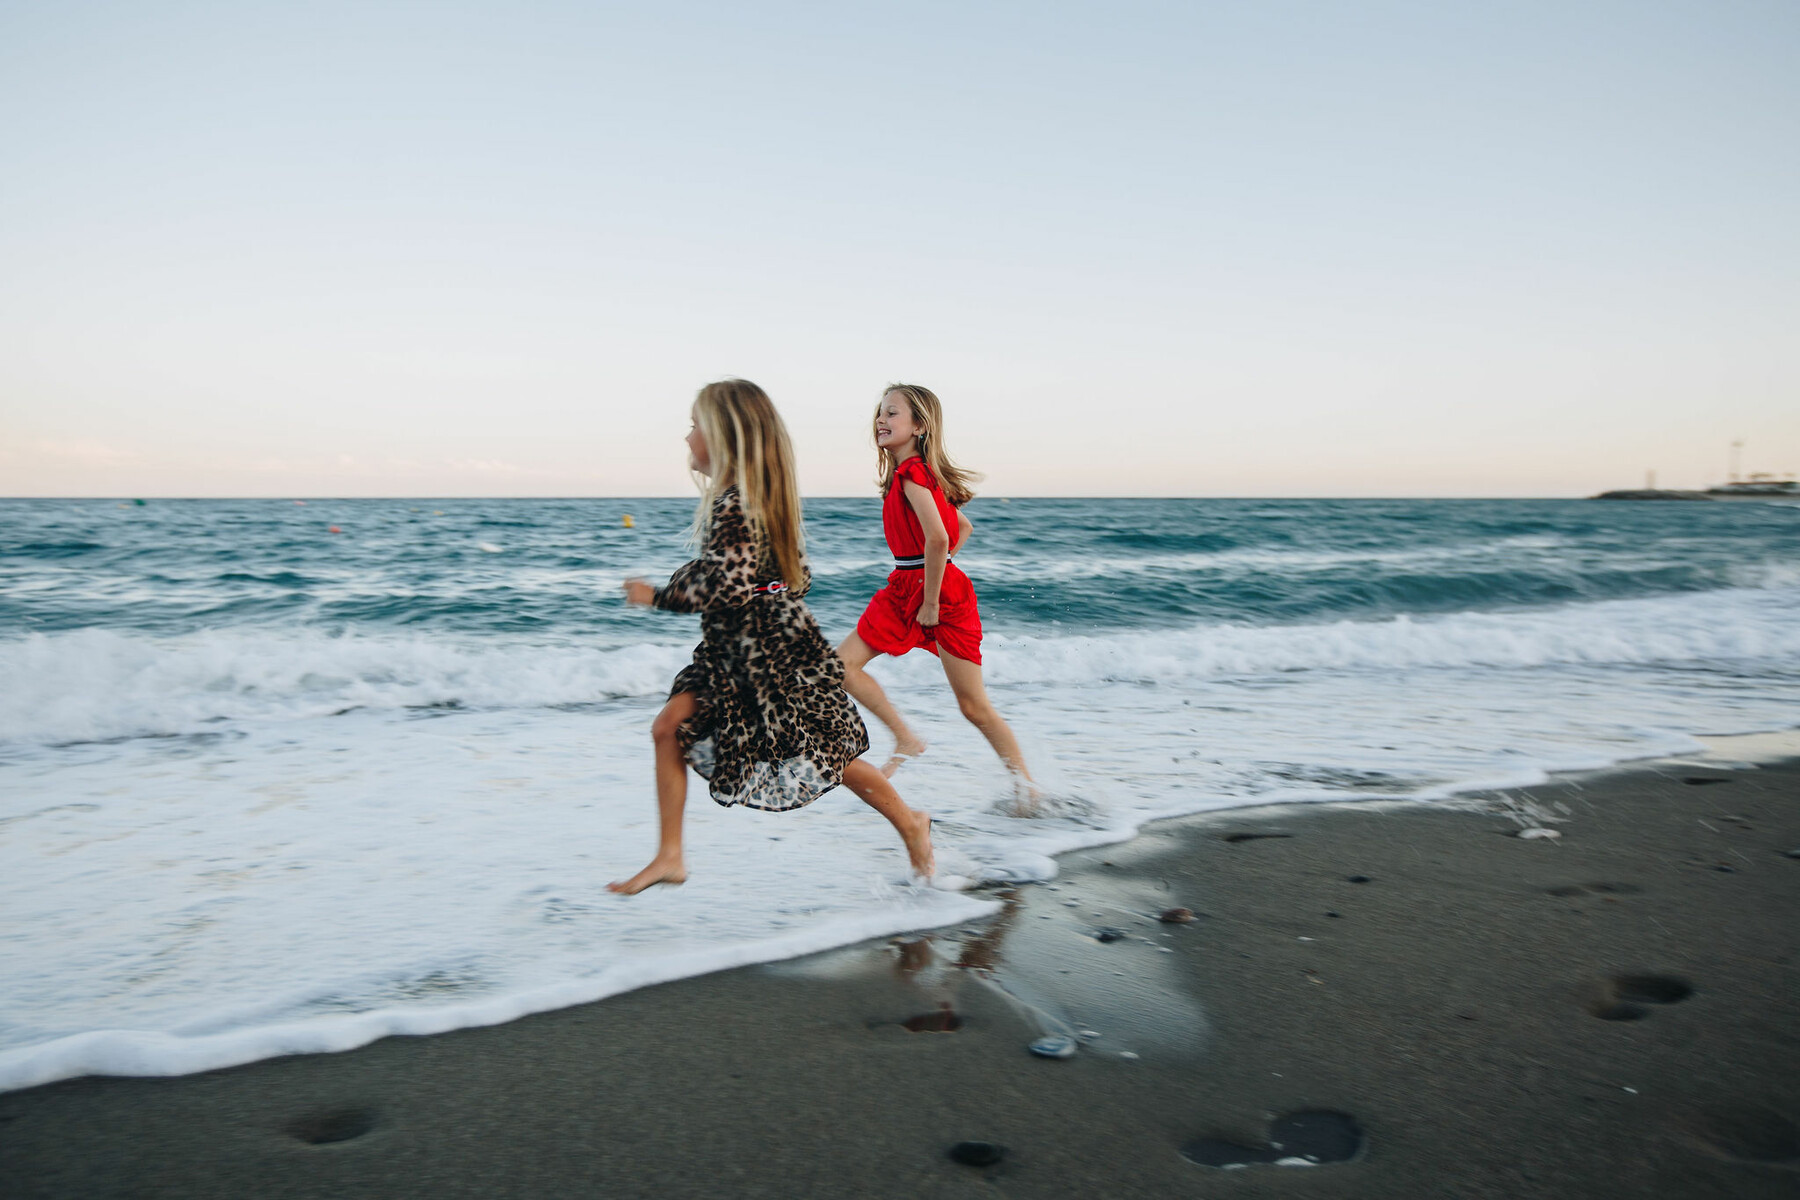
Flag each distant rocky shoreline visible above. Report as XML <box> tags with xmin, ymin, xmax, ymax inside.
<box><xmin>1590</xmin><ymin>489</ymin><xmax>1715</xmax><ymax>501</ymax></box>
<box><xmin>1592</xmin><ymin>489</ymin><xmax>1799</xmax><ymax>502</ymax></box>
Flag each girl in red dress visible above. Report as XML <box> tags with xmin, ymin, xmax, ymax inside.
<box><xmin>837</xmin><ymin>384</ymin><xmax>1037</xmax><ymax>807</ymax></box>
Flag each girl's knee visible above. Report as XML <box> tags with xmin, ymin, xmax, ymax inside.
<box><xmin>957</xmin><ymin>695</ymin><xmax>994</xmax><ymax>725</ymax></box>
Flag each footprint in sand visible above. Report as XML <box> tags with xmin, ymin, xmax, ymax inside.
<box><xmin>286</xmin><ymin>1106</ymin><xmax>379</xmax><ymax>1146</ymax></box>
<box><xmin>1675</xmin><ymin>1103</ymin><xmax>1800</xmax><ymax>1167</ymax></box>
<box><xmin>1181</xmin><ymin>1110</ymin><xmax>1364</xmax><ymax>1169</ymax></box>
<box><xmin>898</xmin><ymin>1005</ymin><xmax>965</xmax><ymax>1032</ymax></box>
<box><xmin>1547</xmin><ymin>882</ymin><xmax>1643</xmax><ymax>897</ymax></box>
<box><xmin>1585</xmin><ymin>973</ymin><xmax>1695</xmax><ymax>1021</ymax></box>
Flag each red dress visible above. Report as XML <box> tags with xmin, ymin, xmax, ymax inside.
<box><xmin>854</xmin><ymin>457</ymin><xmax>983</xmax><ymax>665</ymax></box>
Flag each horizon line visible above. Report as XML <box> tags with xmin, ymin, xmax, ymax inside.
<box><xmin>1</xmin><ymin>493</ymin><xmax>1604</xmax><ymax>502</ymax></box>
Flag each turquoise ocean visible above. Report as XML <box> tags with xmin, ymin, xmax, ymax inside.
<box><xmin>3</xmin><ymin>496</ymin><xmax>1798</xmax><ymax>1090</ymax></box>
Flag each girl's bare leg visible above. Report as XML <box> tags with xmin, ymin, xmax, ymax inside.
<box><xmin>837</xmin><ymin>632</ymin><xmax>927</xmax><ymax>776</ymax></box>
<box><xmin>841</xmin><ymin>758</ymin><xmax>935</xmax><ymax>877</ymax></box>
<box><xmin>608</xmin><ymin>692</ymin><xmax>698</xmax><ymax>895</ymax></box>
<box><xmin>939</xmin><ymin>651</ymin><xmax>1038</xmax><ymax>812</ymax></box>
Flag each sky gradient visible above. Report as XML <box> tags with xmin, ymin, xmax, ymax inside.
<box><xmin>2</xmin><ymin>0</ymin><xmax>1796</xmax><ymax>497</ymax></box>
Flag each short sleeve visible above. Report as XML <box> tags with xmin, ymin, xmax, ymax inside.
<box><xmin>895</xmin><ymin>458</ymin><xmax>937</xmax><ymax>491</ymax></box>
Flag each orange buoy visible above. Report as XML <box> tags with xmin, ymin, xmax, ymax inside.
<box><xmin>328</xmin><ymin>525</ymin><xmax>342</xmax><ymax>534</ymax></box>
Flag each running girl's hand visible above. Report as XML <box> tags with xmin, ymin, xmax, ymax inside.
<box><xmin>916</xmin><ymin>601</ymin><xmax>940</xmax><ymax>627</ymax></box>
<box><xmin>622</xmin><ymin>578</ymin><xmax>657</xmax><ymax>607</ymax></box>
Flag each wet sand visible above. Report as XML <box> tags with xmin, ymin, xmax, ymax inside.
<box><xmin>5</xmin><ymin>744</ymin><xmax>1798</xmax><ymax>1199</ymax></box>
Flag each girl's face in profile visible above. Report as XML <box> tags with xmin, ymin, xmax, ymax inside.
<box><xmin>686</xmin><ymin>409</ymin><xmax>711</xmax><ymax>475</ymax></box>
<box><xmin>875</xmin><ymin>392</ymin><xmax>919</xmax><ymax>454</ymax></box>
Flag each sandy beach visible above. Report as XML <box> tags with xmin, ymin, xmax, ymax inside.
<box><xmin>5</xmin><ymin>739</ymin><xmax>1797</xmax><ymax>1200</ymax></box>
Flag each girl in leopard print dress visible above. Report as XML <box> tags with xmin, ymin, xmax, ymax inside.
<box><xmin>609</xmin><ymin>379</ymin><xmax>936</xmax><ymax>895</ymax></box>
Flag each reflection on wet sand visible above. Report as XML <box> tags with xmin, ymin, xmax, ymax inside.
<box><xmin>883</xmin><ymin>883</ymin><xmax>1210</xmax><ymax>1060</ymax></box>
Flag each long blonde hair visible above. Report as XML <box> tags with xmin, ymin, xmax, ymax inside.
<box><xmin>691</xmin><ymin>379</ymin><xmax>809</xmax><ymax>594</ymax></box>
<box><xmin>874</xmin><ymin>383</ymin><xmax>981</xmax><ymax>506</ymax></box>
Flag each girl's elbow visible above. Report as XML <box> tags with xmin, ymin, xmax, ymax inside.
<box><xmin>925</xmin><ymin>534</ymin><xmax>951</xmax><ymax>552</ymax></box>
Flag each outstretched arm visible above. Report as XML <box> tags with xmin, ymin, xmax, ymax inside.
<box><xmin>623</xmin><ymin>493</ymin><xmax>759</xmax><ymax>612</ymax></box>
<box><xmin>904</xmin><ymin>479</ymin><xmax>951</xmax><ymax>627</ymax></box>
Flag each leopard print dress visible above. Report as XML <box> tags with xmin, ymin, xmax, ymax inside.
<box><xmin>652</xmin><ymin>487</ymin><xmax>871</xmax><ymax>811</ymax></box>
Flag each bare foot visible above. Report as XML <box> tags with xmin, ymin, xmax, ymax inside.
<box><xmin>607</xmin><ymin>855</ymin><xmax>688</xmax><ymax>895</ymax></box>
<box><xmin>1001</xmin><ymin>773</ymin><xmax>1043</xmax><ymax>818</ymax></box>
<box><xmin>881</xmin><ymin>736</ymin><xmax>928</xmax><ymax>778</ymax></box>
<box><xmin>901</xmin><ymin>809</ymin><xmax>935</xmax><ymax>878</ymax></box>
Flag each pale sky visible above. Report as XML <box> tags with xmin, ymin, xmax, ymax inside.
<box><xmin>2</xmin><ymin>0</ymin><xmax>1795</xmax><ymax>497</ymax></box>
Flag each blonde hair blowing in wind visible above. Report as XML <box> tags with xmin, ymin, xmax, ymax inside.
<box><xmin>874</xmin><ymin>383</ymin><xmax>982</xmax><ymax>507</ymax></box>
<box><xmin>691</xmin><ymin>379</ymin><xmax>809</xmax><ymax>595</ymax></box>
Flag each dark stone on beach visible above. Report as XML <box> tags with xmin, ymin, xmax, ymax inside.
<box><xmin>1326</xmin><ymin>911</ymin><xmax>1341</xmax><ymax>918</ymax></box>
<box><xmin>948</xmin><ymin>1141</ymin><xmax>1007</xmax><ymax>1167</ymax></box>
<box><xmin>1683</xmin><ymin>776</ymin><xmax>1733</xmax><ymax>786</ymax></box>
<box><xmin>1094</xmin><ymin>927</ymin><xmax>1126</xmax><ymax>943</ymax></box>
<box><xmin>1222</xmin><ymin>831</ymin><xmax>1293</xmax><ymax>843</ymax></box>
<box><xmin>1347</xmin><ymin>875</ymin><xmax>1372</xmax><ymax>884</ymax></box>
<box><xmin>1712</xmin><ymin>865</ymin><xmax>1737</xmax><ymax>873</ymax></box>
<box><xmin>1158</xmin><ymin>907</ymin><xmax>1196</xmax><ymax>923</ymax></box>
<box><xmin>1785</xmin><ymin>849</ymin><xmax>1800</xmax><ymax>859</ymax></box>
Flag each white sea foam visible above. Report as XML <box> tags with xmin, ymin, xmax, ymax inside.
<box><xmin>2</xmin><ymin>582</ymin><xmax>1797</xmax><ymax>1092</ymax></box>
<box><xmin>3</xmin><ymin>586</ymin><xmax>1794</xmax><ymax>747</ymax></box>
<box><xmin>0</xmin><ymin>628</ymin><xmax>692</xmax><ymax>747</ymax></box>
<box><xmin>977</xmin><ymin>586</ymin><xmax>1800</xmax><ymax>685</ymax></box>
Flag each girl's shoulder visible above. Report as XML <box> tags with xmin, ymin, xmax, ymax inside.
<box><xmin>893</xmin><ymin>457</ymin><xmax>939</xmax><ymax>491</ymax></box>
<box><xmin>705</xmin><ymin>486</ymin><xmax>749</xmax><ymax>536</ymax></box>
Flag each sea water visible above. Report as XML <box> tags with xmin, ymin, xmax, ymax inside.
<box><xmin>3</xmin><ymin>496</ymin><xmax>1798</xmax><ymax>1090</ymax></box>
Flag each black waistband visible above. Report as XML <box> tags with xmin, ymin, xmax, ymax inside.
<box><xmin>892</xmin><ymin>557</ymin><xmax>951</xmax><ymax>570</ymax></box>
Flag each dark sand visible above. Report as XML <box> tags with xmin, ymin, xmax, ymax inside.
<box><xmin>5</xmin><ymin>747</ymin><xmax>1798</xmax><ymax>1199</ymax></box>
